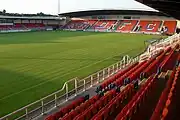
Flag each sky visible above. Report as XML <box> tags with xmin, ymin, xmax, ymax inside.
<box><xmin>0</xmin><ymin>0</ymin><xmax>156</xmax><ymax>15</ymax></box>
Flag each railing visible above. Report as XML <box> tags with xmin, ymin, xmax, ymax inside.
<box><xmin>0</xmin><ymin>55</ymin><xmax>139</xmax><ymax>120</ymax></box>
<box><xmin>139</xmin><ymin>33</ymin><xmax>180</xmax><ymax>62</ymax></box>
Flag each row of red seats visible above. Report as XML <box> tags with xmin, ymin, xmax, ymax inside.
<box><xmin>91</xmin><ymin>84</ymin><xmax>136</xmax><ymax>120</ymax></box>
<box><xmin>65</xmin><ymin>20</ymin><xmax>177</xmax><ymax>34</ymax></box>
<box><xmin>141</xmin><ymin>47</ymin><xmax>172</xmax><ymax>78</ymax></box>
<box><xmin>48</xmin><ymin>92</ymin><xmax>116</xmax><ymax>120</ymax></box>
<box><xmin>127</xmin><ymin>55</ymin><xmax>158</xmax><ymax>82</ymax></box>
<box><xmin>22</xmin><ymin>23</ymin><xmax>45</xmax><ymax>28</ymax></box>
<box><xmin>114</xmin><ymin>52</ymin><xmax>168</xmax><ymax>86</ymax></box>
<box><xmin>150</xmin><ymin>67</ymin><xmax>177</xmax><ymax>120</ymax></box>
<box><xmin>98</xmin><ymin>56</ymin><xmax>156</xmax><ymax>93</ymax></box>
<box><xmin>59</xmin><ymin>89</ymin><xmax>117</xmax><ymax>120</ymax></box>
<box><xmin>98</xmin><ymin>62</ymin><xmax>138</xmax><ymax>91</ymax></box>
<box><xmin>45</xmin><ymin>97</ymin><xmax>85</xmax><ymax>120</ymax></box>
<box><xmin>137</xmin><ymin>20</ymin><xmax>161</xmax><ymax>33</ymax></box>
<box><xmin>159</xmin><ymin>44</ymin><xmax>180</xmax><ymax>72</ymax></box>
<box><xmin>113</xmin><ymin>61</ymin><xmax>147</xmax><ymax>87</ymax></box>
<box><xmin>0</xmin><ymin>25</ymin><xmax>11</xmax><ymax>30</ymax></box>
<box><xmin>0</xmin><ymin>23</ymin><xmax>46</xmax><ymax>31</ymax></box>
<box><xmin>64</xmin><ymin>20</ymin><xmax>90</xmax><ymax>30</ymax></box>
<box><xmin>116</xmin><ymin>75</ymin><xmax>157</xmax><ymax>120</ymax></box>
<box><xmin>162</xmin><ymin>66</ymin><xmax>180</xmax><ymax>119</ymax></box>
<box><xmin>58</xmin><ymin>81</ymin><xmax>137</xmax><ymax>120</ymax></box>
<box><xmin>92</xmin><ymin>20</ymin><xmax>116</xmax><ymax>30</ymax></box>
<box><xmin>115</xmin><ymin>56</ymin><xmax>160</xmax><ymax>87</ymax></box>
<box><xmin>72</xmin><ymin>90</ymin><xmax>117</xmax><ymax>120</ymax></box>
<box><xmin>116</xmin><ymin>20</ymin><xmax>138</xmax><ymax>32</ymax></box>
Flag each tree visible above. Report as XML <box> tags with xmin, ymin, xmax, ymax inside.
<box><xmin>2</xmin><ymin>9</ymin><xmax>6</xmax><ymax>14</ymax></box>
<box><xmin>37</xmin><ymin>12</ymin><xmax>44</xmax><ymax>16</ymax></box>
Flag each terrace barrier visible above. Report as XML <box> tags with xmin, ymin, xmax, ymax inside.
<box><xmin>139</xmin><ymin>33</ymin><xmax>180</xmax><ymax>62</ymax></box>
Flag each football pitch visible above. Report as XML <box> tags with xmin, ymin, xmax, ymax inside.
<box><xmin>0</xmin><ymin>31</ymin><xmax>162</xmax><ymax>117</ymax></box>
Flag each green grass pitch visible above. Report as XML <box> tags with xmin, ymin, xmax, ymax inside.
<box><xmin>0</xmin><ymin>31</ymin><xmax>162</xmax><ymax>117</ymax></box>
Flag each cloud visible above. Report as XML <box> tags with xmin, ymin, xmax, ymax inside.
<box><xmin>0</xmin><ymin>0</ymin><xmax>156</xmax><ymax>15</ymax></box>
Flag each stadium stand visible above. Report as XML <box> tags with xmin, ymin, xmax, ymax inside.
<box><xmin>135</xmin><ymin>20</ymin><xmax>162</xmax><ymax>33</ymax></box>
<box><xmin>0</xmin><ymin>19</ymin><xmax>177</xmax><ymax>35</ymax></box>
<box><xmin>0</xmin><ymin>25</ymin><xmax>10</xmax><ymax>30</ymax></box>
<box><xmin>116</xmin><ymin>74</ymin><xmax>158</xmax><ymax>120</ymax></box>
<box><xmin>150</xmin><ymin>67</ymin><xmax>178</xmax><ymax>120</ymax></box>
<box><xmin>13</xmin><ymin>23</ymin><xmax>25</xmax><ymax>30</ymax></box>
<box><xmin>116</xmin><ymin>46</ymin><xmax>179</xmax><ymax>120</ymax></box>
<box><xmin>116</xmin><ymin>20</ymin><xmax>138</xmax><ymax>32</ymax></box>
<box><xmin>89</xmin><ymin>20</ymin><xmax>116</xmax><ymax>30</ymax></box>
<box><xmin>45</xmin><ymin>37</ymin><xmax>180</xmax><ymax>120</ymax></box>
<box><xmin>0</xmin><ymin>23</ymin><xmax>47</xmax><ymax>31</ymax></box>
<box><xmin>63</xmin><ymin>20</ymin><xmax>177</xmax><ymax>35</ymax></box>
<box><xmin>64</xmin><ymin>20</ymin><xmax>89</xmax><ymax>30</ymax></box>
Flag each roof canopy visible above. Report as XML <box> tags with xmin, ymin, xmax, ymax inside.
<box><xmin>59</xmin><ymin>10</ymin><xmax>168</xmax><ymax>18</ymax></box>
<box><xmin>135</xmin><ymin>0</ymin><xmax>180</xmax><ymax>20</ymax></box>
<box><xmin>59</xmin><ymin>0</ymin><xmax>157</xmax><ymax>14</ymax></box>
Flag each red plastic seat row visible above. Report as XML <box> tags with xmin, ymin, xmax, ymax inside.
<box><xmin>72</xmin><ymin>90</ymin><xmax>116</xmax><ymax>120</ymax></box>
<box><xmin>163</xmin><ymin>67</ymin><xmax>180</xmax><ymax>116</ymax></box>
<box><xmin>92</xmin><ymin>20</ymin><xmax>116</xmax><ymax>30</ymax></box>
<box><xmin>0</xmin><ymin>25</ymin><xmax>12</xmax><ymax>30</ymax></box>
<box><xmin>116</xmin><ymin>20</ymin><xmax>138</xmax><ymax>32</ymax></box>
<box><xmin>155</xmin><ymin>68</ymin><xmax>177</xmax><ymax>113</ymax></box>
<box><xmin>136</xmin><ymin>20</ymin><xmax>161</xmax><ymax>32</ymax></box>
<box><xmin>116</xmin><ymin>75</ymin><xmax>157</xmax><ymax>120</ymax></box>
<box><xmin>127</xmin><ymin>55</ymin><xmax>158</xmax><ymax>82</ymax></box>
<box><xmin>48</xmin><ymin>95</ymin><xmax>99</xmax><ymax>120</ymax></box>
<box><xmin>150</xmin><ymin>67</ymin><xmax>180</xmax><ymax>120</ymax></box>
<box><xmin>22</xmin><ymin>23</ymin><xmax>40</xmax><ymax>28</ymax></box>
<box><xmin>142</xmin><ymin>47</ymin><xmax>172</xmax><ymax>78</ymax></box>
<box><xmin>160</xmin><ymin>67</ymin><xmax>180</xmax><ymax>119</ymax></box>
<box><xmin>159</xmin><ymin>44</ymin><xmax>180</xmax><ymax>72</ymax></box>
<box><xmin>64</xmin><ymin>20</ymin><xmax>91</xmax><ymax>30</ymax></box>
<box><xmin>60</xmin><ymin>93</ymin><xmax>105</xmax><ymax>120</ymax></box>
<box><xmin>91</xmin><ymin>84</ymin><xmax>135</xmax><ymax>120</ymax></box>
<box><xmin>100</xmin><ymin>62</ymin><xmax>138</xmax><ymax>89</ymax></box>
<box><xmin>63</xmin><ymin>20</ymin><xmax>177</xmax><ymax>34</ymax></box>
<box><xmin>114</xmin><ymin>61</ymin><xmax>147</xmax><ymax>87</ymax></box>
<box><xmin>45</xmin><ymin>97</ymin><xmax>85</xmax><ymax>120</ymax></box>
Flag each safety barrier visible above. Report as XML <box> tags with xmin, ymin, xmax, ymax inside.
<box><xmin>139</xmin><ymin>33</ymin><xmax>180</xmax><ymax>62</ymax></box>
